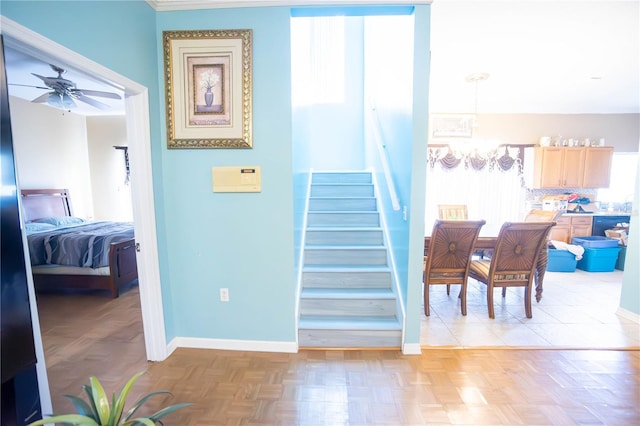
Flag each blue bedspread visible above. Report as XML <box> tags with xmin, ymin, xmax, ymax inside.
<box><xmin>27</xmin><ymin>221</ymin><xmax>134</xmax><ymax>268</ymax></box>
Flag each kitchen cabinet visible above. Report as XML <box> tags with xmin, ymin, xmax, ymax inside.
<box><xmin>582</xmin><ymin>147</ymin><xmax>614</xmax><ymax>188</ymax></box>
<box><xmin>550</xmin><ymin>215</ymin><xmax>593</xmax><ymax>243</ymax></box>
<box><xmin>526</xmin><ymin>146</ymin><xmax>613</xmax><ymax>189</ymax></box>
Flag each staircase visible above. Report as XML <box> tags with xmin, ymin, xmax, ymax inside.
<box><xmin>298</xmin><ymin>171</ymin><xmax>403</xmax><ymax>348</ymax></box>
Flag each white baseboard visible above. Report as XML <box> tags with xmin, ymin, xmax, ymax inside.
<box><xmin>616</xmin><ymin>307</ymin><xmax>640</xmax><ymax>323</ymax></box>
<box><xmin>167</xmin><ymin>337</ymin><xmax>298</xmax><ymax>355</ymax></box>
<box><xmin>402</xmin><ymin>343</ymin><xmax>422</xmax><ymax>355</ymax></box>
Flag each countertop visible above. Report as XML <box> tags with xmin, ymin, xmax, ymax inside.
<box><xmin>562</xmin><ymin>211</ymin><xmax>631</xmax><ymax>217</ymax></box>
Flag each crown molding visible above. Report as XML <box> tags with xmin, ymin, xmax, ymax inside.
<box><xmin>146</xmin><ymin>0</ymin><xmax>431</xmax><ymax>12</ymax></box>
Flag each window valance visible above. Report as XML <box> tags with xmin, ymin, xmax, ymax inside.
<box><xmin>428</xmin><ymin>145</ymin><xmax>523</xmax><ymax>172</ymax></box>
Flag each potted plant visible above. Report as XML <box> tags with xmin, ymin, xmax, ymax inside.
<box><xmin>28</xmin><ymin>371</ymin><xmax>191</xmax><ymax>426</ymax></box>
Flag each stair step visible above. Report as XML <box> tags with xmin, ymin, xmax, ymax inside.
<box><xmin>310</xmin><ymin>184</ymin><xmax>374</xmax><ymax>197</ymax></box>
<box><xmin>298</xmin><ymin>316</ymin><xmax>402</xmax><ymax>347</ymax></box>
<box><xmin>307</xmin><ymin>211</ymin><xmax>379</xmax><ymax>227</ymax></box>
<box><xmin>300</xmin><ymin>288</ymin><xmax>395</xmax><ymax>299</ymax></box>
<box><xmin>299</xmin><ymin>315</ymin><xmax>401</xmax><ymax>330</ymax></box>
<box><xmin>305</xmin><ymin>228</ymin><xmax>384</xmax><ymax>246</ymax></box>
<box><xmin>302</xmin><ymin>266</ymin><xmax>391</xmax><ymax>289</ymax></box>
<box><xmin>312</xmin><ymin>172</ymin><xmax>372</xmax><ymax>184</ymax></box>
<box><xmin>304</xmin><ymin>246</ymin><xmax>388</xmax><ymax>265</ymax></box>
<box><xmin>308</xmin><ymin>197</ymin><xmax>377</xmax><ymax>212</ymax></box>
<box><xmin>299</xmin><ymin>293</ymin><xmax>397</xmax><ymax>316</ymax></box>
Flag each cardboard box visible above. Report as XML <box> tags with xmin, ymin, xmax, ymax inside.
<box><xmin>605</xmin><ymin>229</ymin><xmax>628</xmax><ymax>246</ymax></box>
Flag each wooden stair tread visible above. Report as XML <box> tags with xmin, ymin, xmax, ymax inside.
<box><xmin>300</xmin><ymin>288</ymin><xmax>395</xmax><ymax>298</ymax></box>
<box><xmin>299</xmin><ymin>315</ymin><xmax>402</xmax><ymax>330</ymax></box>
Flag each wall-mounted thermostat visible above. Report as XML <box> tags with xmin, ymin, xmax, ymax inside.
<box><xmin>212</xmin><ymin>166</ymin><xmax>261</xmax><ymax>192</ymax></box>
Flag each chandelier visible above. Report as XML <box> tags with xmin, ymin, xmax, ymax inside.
<box><xmin>429</xmin><ymin>72</ymin><xmax>519</xmax><ymax>170</ymax></box>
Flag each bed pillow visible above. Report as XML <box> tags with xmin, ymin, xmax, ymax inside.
<box><xmin>25</xmin><ymin>222</ymin><xmax>57</xmax><ymax>234</ymax></box>
<box><xmin>32</xmin><ymin>216</ymin><xmax>86</xmax><ymax>227</ymax></box>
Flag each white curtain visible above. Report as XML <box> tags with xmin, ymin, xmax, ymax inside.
<box><xmin>425</xmin><ymin>155</ymin><xmax>527</xmax><ymax>237</ymax></box>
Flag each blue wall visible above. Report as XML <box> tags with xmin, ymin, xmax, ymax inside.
<box><xmin>2</xmin><ymin>2</ymin><xmax>433</xmax><ymax>349</ymax></box>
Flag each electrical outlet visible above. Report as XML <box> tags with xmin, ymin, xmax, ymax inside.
<box><xmin>219</xmin><ymin>288</ymin><xmax>229</xmax><ymax>302</ymax></box>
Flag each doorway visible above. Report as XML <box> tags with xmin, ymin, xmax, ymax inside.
<box><xmin>1</xmin><ymin>16</ymin><xmax>166</xmax><ymax>409</ymax></box>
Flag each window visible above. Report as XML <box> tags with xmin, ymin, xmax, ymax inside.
<box><xmin>597</xmin><ymin>152</ymin><xmax>638</xmax><ymax>207</ymax></box>
<box><xmin>291</xmin><ymin>16</ymin><xmax>345</xmax><ymax>106</ymax></box>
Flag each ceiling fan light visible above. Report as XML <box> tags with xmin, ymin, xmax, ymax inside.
<box><xmin>45</xmin><ymin>93</ymin><xmax>63</xmax><ymax>108</ymax></box>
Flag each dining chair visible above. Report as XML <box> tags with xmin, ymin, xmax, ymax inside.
<box><xmin>423</xmin><ymin>219</ymin><xmax>486</xmax><ymax>316</ymax></box>
<box><xmin>437</xmin><ymin>204</ymin><xmax>468</xmax><ymax>220</ymax></box>
<box><xmin>468</xmin><ymin>221</ymin><xmax>555</xmax><ymax>319</ymax></box>
<box><xmin>523</xmin><ymin>209</ymin><xmax>563</xmax><ymax>222</ymax></box>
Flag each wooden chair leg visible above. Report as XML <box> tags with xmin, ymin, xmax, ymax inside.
<box><xmin>460</xmin><ymin>283</ymin><xmax>467</xmax><ymax>316</ymax></box>
<box><xmin>446</xmin><ymin>284</ymin><xmax>451</xmax><ymax>295</ymax></box>
<box><xmin>424</xmin><ymin>283</ymin><xmax>430</xmax><ymax>316</ymax></box>
<box><xmin>502</xmin><ymin>287</ymin><xmax>507</xmax><ymax>297</ymax></box>
<box><xmin>524</xmin><ymin>285</ymin><xmax>532</xmax><ymax>318</ymax></box>
<box><xmin>487</xmin><ymin>286</ymin><xmax>495</xmax><ymax>319</ymax></box>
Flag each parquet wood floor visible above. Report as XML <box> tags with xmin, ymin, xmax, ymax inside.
<box><xmin>36</xmin><ymin>286</ymin><xmax>640</xmax><ymax>425</ymax></box>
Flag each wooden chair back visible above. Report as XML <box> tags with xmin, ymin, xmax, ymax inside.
<box><xmin>437</xmin><ymin>204</ymin><xmax>468</xmax><ymax>220</ymax></box>
<box><xmin>423</xmin><ymin>219</ymin><xmax>486</xmax><ymax>316</ymax></box>
<box><xmin>469</xmin><ymin>221</ymin><xmax>555</xmax><ymax>318</ymax></box>
<box><xmin>524</xmin><ymin>209</ymin><xmax>563</xmax><ymax>222</ymax></box>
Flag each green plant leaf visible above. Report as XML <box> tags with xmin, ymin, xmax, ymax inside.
<box><xmin>110</xmin><ymin>371</ymin><xmax>144</xmax><ymax>425</ymax></box>
<box><xmin>148</xmin><ymin>403</ymin><xmax>193</xmax><ymax>422</ymax></box>
<box><xmin>82</xmin><ymin>384</ymin><xmax>99</xmax><ymax>419</ymax></box>
<box><xmin>122</xmin><ymin>390</ymin><xmax>171</xmax><ymax>421</ymax></box>
<box><xmin>120</xmin><ymin>418</ymin><xmax>155</xmax><ymax>426</ymax></box>
<box><xmin>27</xmin><ymin>413</ymin><xmax>100</xmax><ymax>426</ymax></box>
<box><xmin>89</xmin><ymin>376</ymin><xmax>111</xmax><ymax>425</ymax></box>
<box><xmin>64</xmin><ymin>394</ymin><xmax>97</xmax><ymax>419</ymax></box>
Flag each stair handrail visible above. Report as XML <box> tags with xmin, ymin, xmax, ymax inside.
<box><xmin>367</xmin><ymin>103</ymin><xmax>401</xmax><ymax>211</ymax></box>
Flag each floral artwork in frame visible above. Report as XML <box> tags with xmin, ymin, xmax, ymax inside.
<box><xmin>163</xmin><ymin>29</ymin><xmax>252</xmax><ymax>149</ymax></box>
<box><xmin>430</xmin><ymin>114</ymin><xmax>474</xmax><ymax>139</ymax></box>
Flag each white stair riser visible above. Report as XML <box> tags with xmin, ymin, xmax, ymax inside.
<box><xmin>312</xmin><ymin>173</ymin><xmax>372</xmax><ymax>184</ymax></box>
<box><xmin>305</xmin><ymin>230</ymin><xmax>384</xmax><ymax>246</ymax></box>
<box><xmin>308</xmin><ymin>198</ymin><xmax>377</xmax><ymax>211</ymax></box>
<box><xmin>304</xmin><ymin>249</ymin><xmax>387</xmax><ymax>265</ymax></box>
<box><xmin>298</xmin><ymin>329</ymin><xmax>402</xmax><ymax>347</ymax></box>
<box><xmin>307</xmin><ymin>212</ymin><xmax>379</xmax><ymax>227</ymax></box>
<box><xmin>299</xmin><ymin>299</ymin><xmax>397</xmax><ymax>316</ymax></box>
<box><xmin>310</xmin><ymin>185</ymin><xmax>374</xmax><ymax>197</ymax></box>
<box><xmin>302</xmin><ymin>271</ymin><xmax>391</xmax><ymax>289</ymax></box>
<box><xmin>302</xmin><ymin>272</ymin><xmax>391</xmax><ymax>289</ymax></box>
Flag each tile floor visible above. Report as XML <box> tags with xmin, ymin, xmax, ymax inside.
<box><xmin>420</xmin><ymin>269</ymin><xmax>640</xmax><ymax>348</ymax></box>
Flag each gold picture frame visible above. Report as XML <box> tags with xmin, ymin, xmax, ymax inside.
<box><xmin>163</xmin><ymin>29</ymin><xmax>252</xmax><ymax>149</ymax></box>
<box><xmin>430</xmin><ymin>114</ymin><xmax>474</xmax><ymax>139</ymax></box>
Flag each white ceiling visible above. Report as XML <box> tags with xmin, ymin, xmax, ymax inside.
<box><xmin>4</xmin><ymin>0</ymin><xmax>638</xmax><ymax>116</ymax></box>
<box><xmin>428</xmin><ymin>0</ymin><xmax>640</xmax><ymax>114</ymax></box>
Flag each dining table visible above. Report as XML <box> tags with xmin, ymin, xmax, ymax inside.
<box><xmin>423</xmin><ymin>236</ymin><xmax>549</xmax><ymax>302</ymax></box>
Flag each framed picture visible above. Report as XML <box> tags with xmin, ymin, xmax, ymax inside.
<box><xmin>430</xmin><ymin>114</ymin><xmax>474</xmax><ymax>139</ymax></box>
<box><xmin>163</xmin><ymin>29</ymin><xmax>252</xmax><ymax>149</ymax></box>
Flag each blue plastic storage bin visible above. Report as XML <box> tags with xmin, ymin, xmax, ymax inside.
<box><xmin>547</xmin><ymin>248</ymin><xmax>577</xmax><ymax>272</ymax></box>
<box><xmin>576</xmin><ymin>247</ymin><xmax>621</xmax><ymax>272</ymax></box>
<box><xmin>571</xmin><ymin>236</ymin><xmax>620</xmax><ymax>248</ymax></box>
<box><xmin>616</xmin><ymin>246</ymin><xmax>626</xmax><ymax>271</ymax></box>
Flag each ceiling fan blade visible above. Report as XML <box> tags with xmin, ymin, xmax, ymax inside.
<box><xmin>9</xmin><ymin>83</ymin><xmax>50</xmax><ymax>90</ymax></box>
<box><xmin>75</xmin><ymin>93</ymin><xmax>111</xmax><ymax>110</ymax></box>
<box><xmin>73</xmin><ymin>89</ymin><xmax>122</xmax><ymax>100</ymax></box>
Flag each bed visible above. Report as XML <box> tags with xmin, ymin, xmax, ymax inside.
<box><xmin>21</xmin><ymin>188</ymin><xmax>138</xmax><ymax>298</ymax></box>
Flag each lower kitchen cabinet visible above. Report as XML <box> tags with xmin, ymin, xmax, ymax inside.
<box><xmin>550</xmin><ymin>215</ymin><xmax>593</xmax><ymax>243</ymax></box>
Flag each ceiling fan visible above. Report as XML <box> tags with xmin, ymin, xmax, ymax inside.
<box><xmin>10</xmin><ymin>64</ymin><xmax>121</xmax><ymax>111</ymax></box>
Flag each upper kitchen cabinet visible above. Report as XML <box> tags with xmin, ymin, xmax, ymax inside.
<box><xmin>582</xmin><ymin>147</ymin><xmax>614</xmax><ymax>188</ymax></box>
<box><xmin>525</xmin><ymin>146</ymin><xmax>613</xmax><ymax>189</ymax></box>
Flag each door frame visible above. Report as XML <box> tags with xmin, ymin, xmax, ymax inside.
<box><xmin>1</xmin><ymin>17</ymin><xmax>167</xmax><ymax>361</ymax></box>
